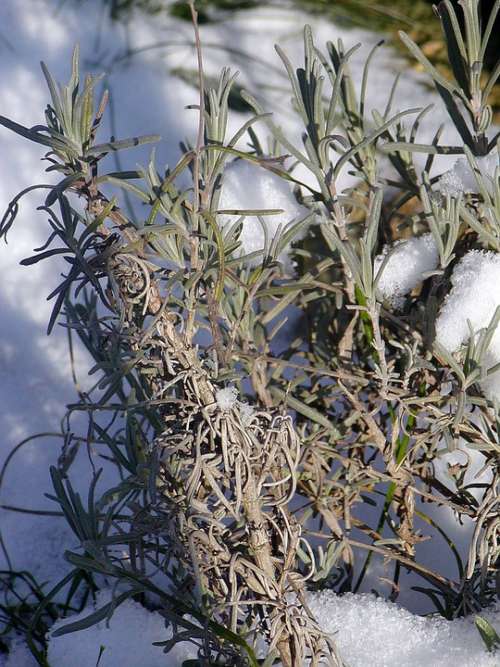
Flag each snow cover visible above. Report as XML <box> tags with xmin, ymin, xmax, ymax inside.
<box><xmin>435</xmin><ymin>250</ymin><xmax>500</xmax><ymax>399</ymax></box>
<box><xmin>374</xmin><ymin>233</ymin><xmax>439</xmax><ymax>307</ymax></box>
<box><xmin>439</xmin><ymin>166</ymin><xmax>467</xmax><ymax>199</ymax></box>
<box><xmin>218</xmin><ymin>159</ymin><xmax>309</xmax><ymax>265</ymax></box>
<box><xmin>2</xmin><ymin>640</ymin><xmax>37</xmax><ymax>667</ymax></box>
<box><xmin>307</xmin><ymin>592</ymin><xmax>500</xmax><ymax>667</ymax></box>
<box><xmin>433</xmin><ymin>429</ymin><xmax>492</xmax><ymax>504</ymax></box>
<box><xmin>45</xmin><ymin>591</ymin><xmax>194</xmax><ymax>667</ymax></box>
<box><xmin>439</xmin><ymin>151</ymin><xmax>499</xmax><ymax>198</ymax></box>
<box><xmin>7</xmin><ymin>591</ymin><xmax>499</xmax><ymax>667</ymax></box>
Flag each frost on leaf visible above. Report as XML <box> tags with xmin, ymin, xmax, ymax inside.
<box><xmin>215</xmin><ymin>387</ymin><xmax>255</xmax><ymax>423</ymax></box>
<box><xmin>438</xmin><ymin>151</ymin><xmax>499</xmax><ymax>198</ymax></box>
<box><xmin>216</xmin><ymin>385</ymin><xmax>239</xmax><ymax>411</ymax></box>
<box><xmin>439</xmin><ymin>168</ymin><xmax>464</xmax><ymax>199</ymax></box>
<box><xmin>238</xmin><ymin>401</ymin><xmax>255</xmax><ymax>425</ymax></box>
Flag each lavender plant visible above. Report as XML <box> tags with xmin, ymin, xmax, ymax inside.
<box><xmin>0</xmin><ymin>0</ymin><xmax>499</xmax><ymax>664</ymax></box>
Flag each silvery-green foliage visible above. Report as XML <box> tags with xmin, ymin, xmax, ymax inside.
<box><xmin>0</xmin><ymin>0</ymin><xmax>499</xmax><ymax>664</ymax></box>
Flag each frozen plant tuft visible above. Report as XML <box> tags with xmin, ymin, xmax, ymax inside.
<box><xmin>1</xmin><ymin>1</ymin><xmax>499</xmax><ymax>664</ymax></box>
<box><xmin>374</xmin><ymin>233</ymin><xmax>439</xmax><ymax>308</ymax></box>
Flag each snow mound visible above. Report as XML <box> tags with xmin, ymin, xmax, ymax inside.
<box><xmin>40</xmin><ymin>590</ymin><xmax>500</xmax><ymax>667</ymax></box>
<box><xmin>7</xmin><ymin>588</ymin><xmax>500</xmax><ymax>666</ymax></box>
<box><xmin>375</xmin><ymin>233</ymin><xmax>439</xmax><ymax>308</ymax></box>
<box><xmin>217</xmin><ymin>159</ymin><xmax>309</xmax><ymax>266</ymax></box>
<box><xmin>435</xmin><ymin>250</ymin><xmax>500</xmax><ymax>400</ymax></box>
<box><xmin>307</xmin><ymin>591</ymin><xmax>500</xmax><ymax>667</ymax></box>
<box><xmin>47</xmin><ymin>590</ymin><xmax>195</xmax><ymax>667</ymax></box>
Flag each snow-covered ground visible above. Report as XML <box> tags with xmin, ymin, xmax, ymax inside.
<box><xmin>5</xmin><ymin>590</ymin><xmax>500</xmax><ymax>666</ymax></box>
<box><xmin>0</xmin><ymin>0</ymin><xmax>498</xmax><ymax>664</ymax></box>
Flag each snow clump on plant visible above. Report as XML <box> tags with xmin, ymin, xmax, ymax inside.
<box><xmin>215</xmin><ymin>385</ymin><xmax>255</xmax><ymax>424</ymax></box>
<box><xmin>374</xmin><ymin>233</ymin><xmax>439</xmax><ymax>308</ymax></box>
<box><xmin>435</xmin><ymin>250</ymin><xmax>500</xmax><ymax>400</ymax></box>
<box><xmin>438</xmin><ymin>151</ymin><xmax>499</xmax><ymax>198</ymax></box>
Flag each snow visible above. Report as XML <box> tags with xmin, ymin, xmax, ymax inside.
<box><xmin>0</xmin><ymin>0</ymin><xmax>498</xmax><ymax>662</ymax></box>
<box><xmin>3</xmin><ymin>639</ymin><xmax>37</xmax><ymax>667</ymax></box>
<box><xmin>433</xmin><ymin>437</ymin><xmax>492</xmax><ymax>503</ymax></box>
<box><xmin>439</xmin><ymin>151</ymin><xmax>499</xmax><ymax>197</ymax></box>
<box><xmin>215</xmin><ymin>385</ymin><xmax>255</xmax><ymax>424</ymax></box>
<box><xmin>9</xmin><ymin>591</ymin><xmax>500</xmax><ymax>667</ymax></box>
<box><xmin>435</xmin><ymin>250</ymin><xmax>500</xmax><ymax>399</ymax></box>
<box><xmin>375</xmin><ymin>233</ymin><xmax>439</xmax><ymax>308</ymax></box>
<box><xmin>307</xmin><ymin>592</ymin><xmax>500</xmax><ymax>667</ymax></box>
<box><xmin>218</xmin><ymin>159</ymin><xmax>309</xmax><ymax>266</ymax></box>
<box><xmin>46</xmin><ymin>590</ymin><xmax>195</xmax><ymax>667</ymax></box>
<box><xmin>435</xmin><ymin>250</ymin><xmax>500</xmax><ymax>352</ymax></box>
<box><xmin>439</xmin><ymin>167</ymin><xmax>465</xmax><ymax>199</ymax></box>
<box><xmin>238</xmin><ymin>400</ymin><xmax>255</xmax><ymax>425</ymax></box>
<box><xmin>215</xmin><ymin>385</ymin><xmax>239</xmax><ymax>411</ymax></box>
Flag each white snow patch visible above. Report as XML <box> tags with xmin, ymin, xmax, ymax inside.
<box><xmin>433</xmin><ymin>441</ymin><xmax>491</xmax><ymax>503</ymax></box>
<box><xmin>375</xmin><ymin>233</ymin><xmax>439</xmax><ymax>308</ymax></box>
<box><xmin>435</xmin><ymin>250</ymin><xmax>500</xmax><ymax>399</ymax></box>
<box><xmin>47</xmin><ymin>590</ymin><xmax>195</xmax><ymax>667</ymax></box>
<box><xmin>34</xmin><ymin>591</ymin><xmax>500</xmax><ymax>667</ymax></box>
<box><xmin>439</xmin><ymin>168</ymin><xmax>465</xmax><ymax>199</ymax></box>
<box><xmin>216</xmin><ymin>386</ymin><xmax>256</xmax><ymax>422</ymax></box>
<box><xmin>218</xmin><ymin>159</ymin><xmax>309</xmax><ymax>266</ymax></box>
<box><xmin>306</xmin><ymin>591</ymin><xmax>500</xmax><ymax>667</ymax></box>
